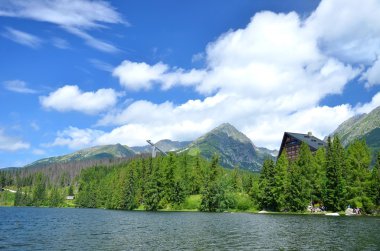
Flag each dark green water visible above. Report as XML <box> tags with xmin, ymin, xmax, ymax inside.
<box><xmin>1</xmin><ymin>207</ymin><xmax>379</xmax><ymax>250</ymax></box>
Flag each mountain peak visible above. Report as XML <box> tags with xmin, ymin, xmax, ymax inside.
<box><xmin>210</xmin><ymin>123</ymin><xmax>252</xmax><ymax>145</ymax></box>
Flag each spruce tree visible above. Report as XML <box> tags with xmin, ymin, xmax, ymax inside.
<box><xmin>258</xmin><ymin>159</ymin><xmax>276</xmax><ymax>211</ymax></box>
<box><xmin>200</xmin><ymin>155</ymin><xmax>224</xmax><ymax>212</ymax></box>
<box><xmin>297</xmin><ymin>142</ymin><xmax>315</xmax><ymax>204</ymax></box>
<box><xmin>32</xmin><ymin>173</ymin><xmax>47</xmax><ymax>206</ymax></box>
<box><xmin>287</xmin><ymin>163</ymin><xmax>307</xmax><ymax>211</ymax></box>
<box><xmin>346</xmin><ymin>140</ymin><xmax>371</xmax><ymax>202</ymax></box>
<box><xmin>273</xmin><ymin>153</ymin><xmax>289</xmax><ymax>211</ymax></box>
<box><xmin>369</xmin><ymin>152</ymin><xmax>380</xmax><ymax>206</ymax></box>
<box><xmin>324</xmin><ymin>136</ymin><xmax>347</xmax><ymax>211</ymax></box>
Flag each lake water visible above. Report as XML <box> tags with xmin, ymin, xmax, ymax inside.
<box><xmin>0</xmin><ymin>207</ymin><xmax>379</xmax><ymax>250</ymax></box>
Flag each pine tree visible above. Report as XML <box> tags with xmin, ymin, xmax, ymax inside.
<box><xmin>297</xmin><ymin>142</ymin><xmax>315</xmax><ymax>205</ymax></box>
<box><xmin>144</xmin><ymin>159</ymin><xmax>161</xmax><ymax>211</ymax></box>
<box><xmin>313</xmin><ymin>148</ymin><xmax>326</xmax><ymax>203</ymax></box>
<box><xmin>324</xmin><ymin>136</ymin><xmax>347</xmax><ymax>211</ymax></box>
<box><xmin>273</xmin><ymin>153</ymin><xmax>289</xmax><ymax>211</ymax></box>
<box><xmin>123</xmin><ymin>165</ymin><xmax>137</xmax><ymax>210</ymax></box>
<box><xmin>346</xmin><ymin>140</ymin><xmax>371</xmax><ymax>202</ymax></box>
<box><xmin>287</xmin><ymin>163</ymin><xmax>307</xmax><ymax>211</ymax></box>
<box><xmin>32</xmin><ymin>173</ymin><xmax>47</xmax><ymax>206</ymax></box>
<box><xmin>48</xmin><ymin>186</ymin><xmax>63</xmax><ymax>207</ymax></box>
<box><xmin>200</xmin><ymin>155</ymin><xmax>224</xmax><ymax>212</ymax></box>
<box><xmin>258</xmin><ymin>159</ymin><xmax>276</xmax><ymax>211</ymax></box>
<box><xmin>369</xmin><ymin>152</ymin><xmax>380</xmax><ymax>206</ymax></box>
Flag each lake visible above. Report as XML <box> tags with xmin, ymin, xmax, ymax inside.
<box><xmin>0</xmin><ymin>207</ymin><xmax>379</xmax><ymax>250</ymax></box>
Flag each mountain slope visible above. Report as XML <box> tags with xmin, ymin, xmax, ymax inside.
<box><xmin>331</xmin><ymin>106</ymin><xmax>380</xmax><ymax>146</ymax></box>
<box><xmin>131</xmin><ymin>139</ymin><xmax>191</xmax><ymax>153</ymax></box>
<box><xmin>187</xmin><ymin>123</ymin><xmax>274</xmax><ymax>172</ymax></box>
<box><xmin>26</xmin><ymin>144</ymin><xmax>136</xmax><ymax>168</ymax></box>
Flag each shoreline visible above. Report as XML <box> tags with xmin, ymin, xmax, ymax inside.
<box><xmin>2</xmin><ymin>205</ymin><xmax>379</xmax><ymax>216</ymax></box>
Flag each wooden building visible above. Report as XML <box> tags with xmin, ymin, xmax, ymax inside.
<box><xmin>278</xmin><ymin>132</ymin><xmax>326</xmax><ymax>161</ymax></box>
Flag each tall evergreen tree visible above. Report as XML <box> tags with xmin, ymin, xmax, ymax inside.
<box><xmin>324</xmin><ymin>136</ymin><xmax>347</xmax><ymax>211</ymax></box>
<box><xmin>32</xmin><ymin>173</ymin><xmax>47</xmax><ymax>206</ymax></box>
<box><xmin>369</xmin><ymin>152</ymin><xmax>380</xmax><ymax>206</ymax></box>
<box><xmin>200</xmin><ymin>155</ymin><xmax>224</xmax><ymax>212</ymax></box>
<box><xmin>287</xmin><ymin>162</ymin><xmax>307</xmax><ymax>211</ymax></box>
<box><xmin>273</xmin><ymin>153</ymin><xmax>289</xmax><ymax>211</ymax></box>
<box><xmin>258</xmin><ymin>159</ymin><xmax>276</xmax><ymax>211</ymax></box>
<box><xmin>346</xmin><ymin>140</ymin><xmax>371</xmax><ymax>201</ymax></box>
<box><xmin>297</xmin><ymin>142</ymin><xmax>315</xmax><ymax>204</ymax></box>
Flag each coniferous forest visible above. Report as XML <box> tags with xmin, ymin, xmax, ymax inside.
<box><xmin>1</xmin><ymin>137</ymin><xmax>380</xmax><ymax>214</ymax></box>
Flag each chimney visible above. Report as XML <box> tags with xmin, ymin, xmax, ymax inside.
<box><xmin>307</xmin><ymin>132</ymin><xmax>312</xmax><ymax>137</ymax></box>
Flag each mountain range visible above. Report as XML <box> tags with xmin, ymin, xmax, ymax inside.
<box><xmin>329</xmin><ymin>105</ymin><xmax>380</xmax><ymax>158</ymax></box>
<box><xmin>330</xmin><ymin>106</ymin><xmax>380</xmax><ymax>146</ymax></box>
<box><xmin>25</xmin><ymin>123</ymin><xmax>276</xmax><ymax>172</ymax></box>
<box><xmin>16</xmin><ymin>104</ymin><xmax>380</xmax><ymax>172</ymax></box>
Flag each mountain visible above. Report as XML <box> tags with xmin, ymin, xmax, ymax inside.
<box><xmin>23</xmin><ymin>123</ymin><xmax>273</xmax><ymax>172</ymax></box>
<box><xmin>26</xmin><ymin>144</ymin><xmax>135</xmax><ymax>168</ymax></box>
<box><xmin>330</xmin><ymin>106</ymin><xmax>380</xmax><ymax>147</ymax></box>
<box><xmin>187</xmin><ymin>123</ymin><xmax>274</xmax><ymax>172</ymax></box>
<box><xmin>131</xmin><ymin>139</ymin><xmax>191</xmax><ymax>153</ymax></box>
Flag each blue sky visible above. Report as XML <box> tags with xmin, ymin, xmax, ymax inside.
<box><xmin>1</xmin><ymin>0</ymin><xmax>380</xmax><ymax>168</ymax></box>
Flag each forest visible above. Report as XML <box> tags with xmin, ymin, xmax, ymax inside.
<box><xmin>1</xmin><ymin>136</ymin><xmax>379</xmax><ymax>213</ymax></box>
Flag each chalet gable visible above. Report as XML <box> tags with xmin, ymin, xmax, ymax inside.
<box><xmin>278</xmin><ymin>132</ymin><xmax>326</xmax><ymax>161</ymax></box>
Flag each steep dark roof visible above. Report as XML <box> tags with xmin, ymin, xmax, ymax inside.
<box><xmin>278</xmin><ymin>132</ymin><xmax>327</xmax><ymax>157</ymax></box>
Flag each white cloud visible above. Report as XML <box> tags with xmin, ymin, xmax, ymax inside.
<box><xmin>51</xmin><ymin>0</ymin><xmax>380</xmax><ymax>150</ymax></box>
<box><xmin>3</xmin><ymin>79</ymin><xmax>37</xmax><ymax>94</ymax></box>
<box><xmin>106</xmin><ymin>8</ymin><xmax>360</xmax><ymax>148</ymax></box>
<box><xmin>48</xmin><ymin>126</ymin><xmax>105</xmax><ymax>149</ymax></box>
<box><xmin>40</xmin><ymin>85</ymin><xmax>120</xmax><ymax>115</ymax></box>
<box><xmin>0</xmin><ymin>129</ymin><xmax>30</xmax><ymax>151</ymax></box>
<box><xmin>113</xmin><ymin>60</ymin><xmax>207</xmax><ymax>91</ymax></box>
<box><xmin>0</xmin><ymin>0</ymin><xmax>124</xmax><ymax>52</ymax></box>
<box><xmin>355</xmin><ymin>92</ymin><xmax>380</xmax><ymax>114</ymax></box>
<box><xmin>2</xmin><ymin>27</ymin><xmax>42</xmax><ymax>48</ymax></box>
<box><xmin>306</xmin><ymin>0</ymin><xmax>380</xmax><ymax>65</ymax></box>
<box><xmin>363</xmin><ymin>58</ymin><xmax>380</xmax><ymax>87</ymax></box>
<box><xmin>64</xmin><ymin>26</ymin><xmax>119</xmax><ymax>53</ymax></box>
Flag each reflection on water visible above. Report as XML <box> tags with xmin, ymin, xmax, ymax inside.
<box><xmin>0</xmin><ymin>207</ymin><xmax>379</xmax><ymax>250</ymax></box>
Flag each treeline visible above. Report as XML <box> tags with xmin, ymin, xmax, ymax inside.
<box><xmin>11</xmin><ymin>172</ymin><xmax>75</xmax><ymax>207</ymax></box>
<box><xmin>4</xmin><ymin>155</ymin><xmax>143</xmax><ymax>189</ymax></box>
<box><xmin>75</xmin><ymin>154</ymin><xmax>258</xmax><ymax>212</ymax></box>
<box><xmin>259</xmin><ymin>137</ymin><xmax>380</xmax><ymax>213</ymax></box>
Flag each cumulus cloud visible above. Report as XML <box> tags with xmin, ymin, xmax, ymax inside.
<box><xmin>363</xmin><ymin>58</ymin><xmax>380</xmax><ymax>87</ymax></box>
<box><xmin>355</xmin><ymin>92</ymin><xmax>380</xmax><ymax>114</ymax></box>
<box><xmin>40</xmin><ymin>85</ymin><xmax>120</xmax><ymax>115</ymax></box>
<box><xmin>0</xmin><ymin>0</ymin><xmax>124</xmax><ymax>52</ymax></box>
<box><xmin>3</xmin><ymin>79</ymin><xmax>37</xmax><ymax>94</ymax></box>
<box><xmin>48</xmin><ymin>126</ymin><xmax>105</xmax><ymax>149</ymax></box>
<box><xmin>306</xmin><ymin>0</ymin><xmax>380</xmax><ymax>65</ymax></box>
<box><xmin>50</xmin><ymin>0</ymin><xmax>380</xmax><ymax>150</ymax></box>
<box><xmin>0</xmin><ymin>129</ymin><xmax>30</xmax><ymax>151</ymax></box>
<box><xmin>2</xmin><ymin>27</ymin><xmax>42</xmax><ymax>48</ymax></box>
<box><xmin>112</xmin><ymin>60</ymin><xmax>206</xmax><ymax>90</ymax></box>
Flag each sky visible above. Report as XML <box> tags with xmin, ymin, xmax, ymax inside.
<box><xmin>1</xmin><ymin>0</ymin><xmax>380</xmax><ymax>168</ymax></box>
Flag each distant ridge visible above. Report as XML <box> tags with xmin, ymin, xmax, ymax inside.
<box><xmin>25</xmin><ymin>143</ymin><xmax>135</xmax><ymax>168</ymax></box>
<box><xmin>21</xmin><ymin>123</ymin><xmax>275</xmax><ymax>172</ymax></box>
<box><xmin>329</xmin><ymin>106</ymin><xmax>380</xmax><ymax>147</ymax></box>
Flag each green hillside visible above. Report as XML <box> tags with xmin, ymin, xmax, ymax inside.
<box><xmin>26</xmin><ymin>144</ymin><xmax>135</xmax><ymax>168</ymax></box>
<box><xmin>331</xmin><ymin>106</ymin><xmax>380</xmax><ymax>146</ymax></box>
